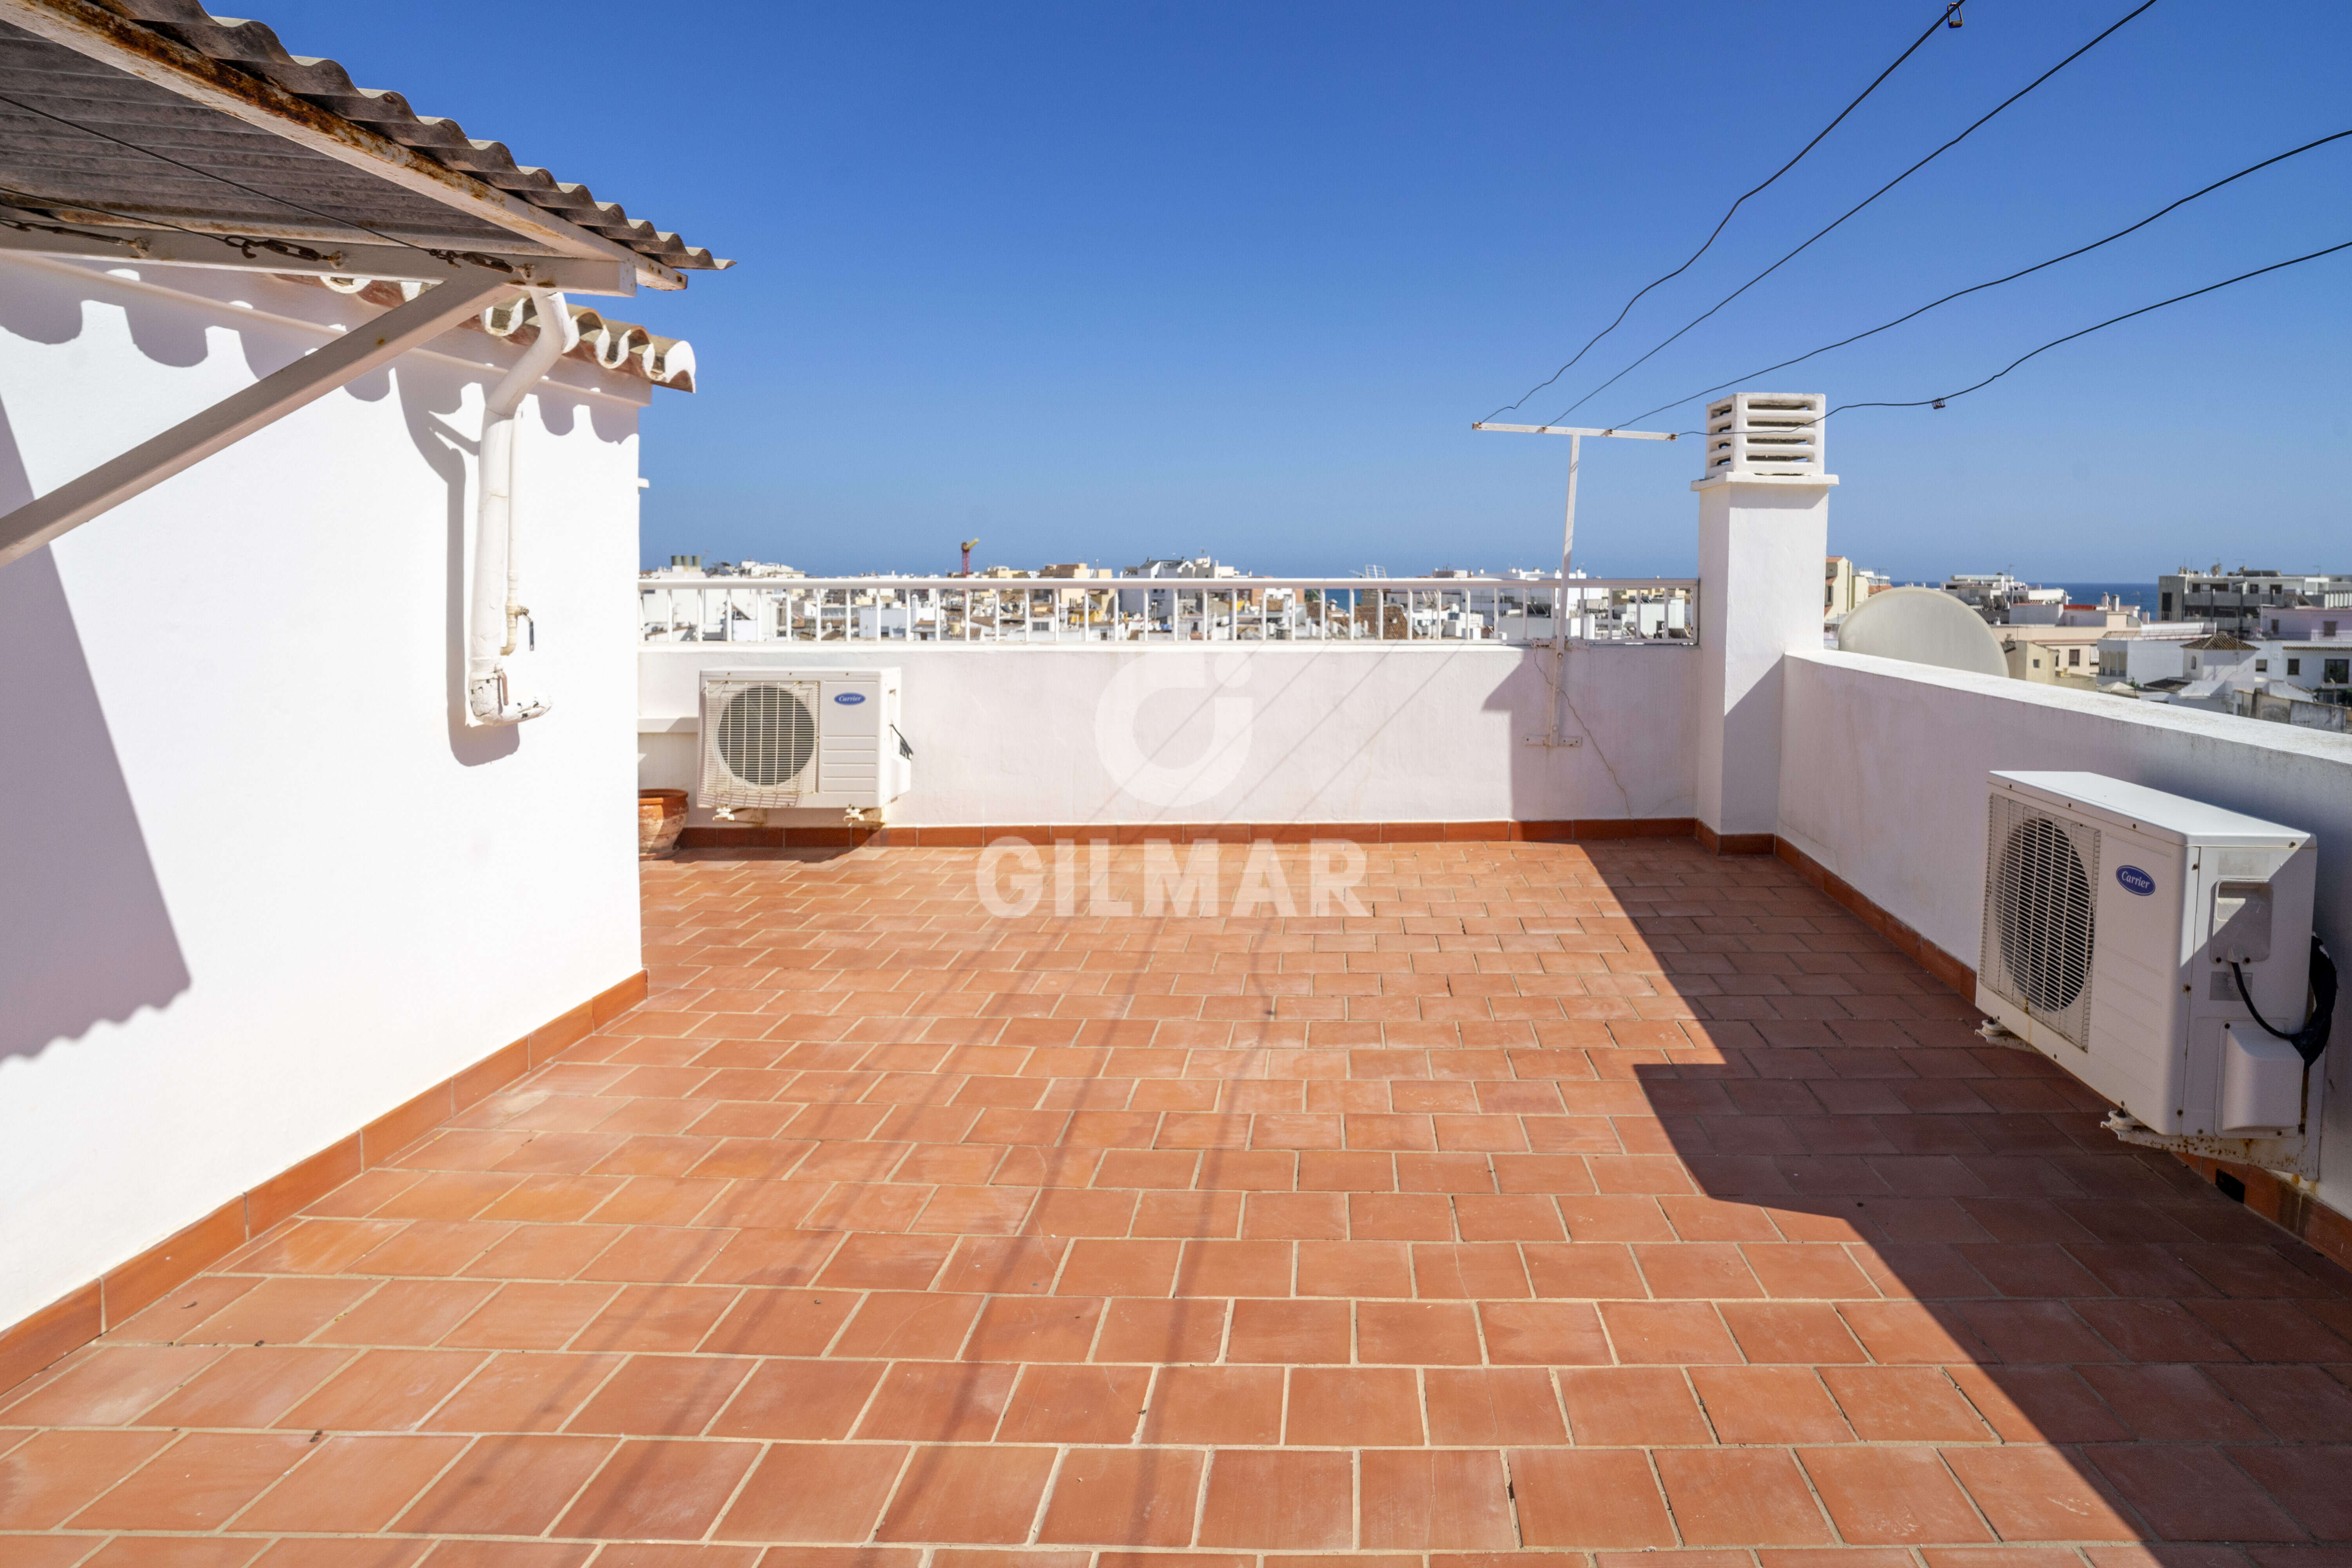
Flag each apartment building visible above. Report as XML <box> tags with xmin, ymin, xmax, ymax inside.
<box><xmin>2157</xmin><ymin>566</ymin><xmax>2352</xmax><ymax>631</ymax></box>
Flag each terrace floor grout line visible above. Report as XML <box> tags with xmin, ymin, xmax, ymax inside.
<box><xmin>5</xmin><ymin>841</ymin><xmax>2344</xmax><ymax>1557</ymax></box>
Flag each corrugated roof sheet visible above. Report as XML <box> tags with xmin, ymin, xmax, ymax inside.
<box><xmin>88</xmin><ymin>0</ymin><xmax>726</xmax><ymax>272</ymax></box>
<box><xmin>0</xmin><ymin>19</ymin><xmax>526</xmax><ymax>250</ymax></box>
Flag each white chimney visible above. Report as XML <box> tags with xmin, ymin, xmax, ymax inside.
<box><xmin>1702</xmin><ymin>392</ymin><xmax>1827</xmax><ymax>481</ymax></box>
<box><xmin>1690</xmin><ymin>390</ymin><xmax>1836</xmax><ymax>853</ymax></box>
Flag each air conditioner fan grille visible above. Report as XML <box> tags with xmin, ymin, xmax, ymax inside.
<box><xmin>715</xmin><ymin>684</ymin><xmax>817</xmax><ymax>786</ymax></box>
<box><xmin>1980</xmin><ymin>797</ymin><xmax>2099</xmax><ymax>1046</ymax></box>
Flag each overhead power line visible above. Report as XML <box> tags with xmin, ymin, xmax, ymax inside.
<box><xmin>1547</xmin><ymin>0</ymin><xmax>2162</xmax><ymax>425</ymax></box>
<box><xmin>1831</xmin><ymin>239</ymin><xmax>2352</xmax><ymax>414</ymax></box>
<box><xmin>1478</xmin><ymin>1</ymin><xmax>1965</xmax><ymax>423</ymax></box>
<box><xmin>1685</xmin><ymin>239</ymin><xmax>2352</xmax><ymax>434</ymax></box>
<box><xmin>1614</xmin><ymin>125</ymin><xmax>2352</xmax><ymax>427</ymax></box>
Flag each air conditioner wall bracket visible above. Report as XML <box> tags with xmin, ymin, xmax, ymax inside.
<box><xmin>2100</xmin><ymin>1111</ymin><xmax>2322</xmax><ymax>1180</ymax></box>
<box><xmin>1973</xmin><ymin>1020</ymin><xmax>2035</xmax><ymax>1052</ymax></box>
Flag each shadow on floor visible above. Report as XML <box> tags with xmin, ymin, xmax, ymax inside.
<box><xmin>1610</xmin><ymin>846</ymin><xmax>2352</xmax><ymax>1557</ymax></box>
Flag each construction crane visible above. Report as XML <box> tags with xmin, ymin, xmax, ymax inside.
<box><xmin>960</xmin><ymin>537</ymin><xmax>979</xmax><ymax>578</ymax></box>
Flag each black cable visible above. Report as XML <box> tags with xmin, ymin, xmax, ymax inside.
<box><xmin>1615</xmin><ymin>125</ymin><xmax>2352</xmax><ymax>428</ymax></box>
<box><xmin>1661</xmin><ymin>238</ymin><xmax>2352</xmax><ymax>438</ymax></box>
<box><xmin>2232</xmin><ymin>935</ymin><xmax>2337</xmax><ymax>1066</ymax></box>
<box><xmin>1550</xmin><ymin>0</ymin><xmax>2163</xmax><ymax>425</ymax></box>
<box><xmin>1824</xmin><ymin>238</ymin><xmax>2352</xmax><ymax>415</ymax></box>
<box><xmin>1479</xmin><ymin>1</ymin><xmax>1964</xmax><ymax>423</ymax></box>
<box><xmin>0</xmin><ymin>91</ymin><xmax>514</xmax><ymax>273</ymax></box>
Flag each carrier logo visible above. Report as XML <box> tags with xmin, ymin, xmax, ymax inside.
<box><xmin>833</xmin><ymin>692</ymin><xmax>866</xmax><ymax>705</ymax></box>
<box><xmin>2116</xmin><ymin>865</ymin><xmax>2155</xmax><ymax>897</ymax></box>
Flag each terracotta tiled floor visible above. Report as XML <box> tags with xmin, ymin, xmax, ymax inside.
<box><xmin>6</xmin><ymin>839</ymin><xmax>2350</xmax><ymax>1568</ymax></box>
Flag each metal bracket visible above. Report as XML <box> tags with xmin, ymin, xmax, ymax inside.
<box><xmin>1974</xmin><ymin>1020</ymin><xmax>2035</xmax><ymax>1051</ymax></box>
<box><xmin>0</xmin><ymin>272</ymin><xmax>514</xmax><ymax>568</ymax></box>
<box><xmin>2100</xmin><ymin>1111</ymin><xmax>2320</xmax><ymax>1181</ymax></box>
<box><xmin>0</xmin><ymin>223</ymin><xmax>636</xmax><ymax>294</ymax></box>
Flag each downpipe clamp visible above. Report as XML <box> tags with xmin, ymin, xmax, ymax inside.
<box><xmin>468</xmin><ymin>666</ymin><xmax>548</xmax><ymax>726</ymax></box>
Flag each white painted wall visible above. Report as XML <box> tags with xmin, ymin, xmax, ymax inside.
<box><xmin>1694</xmin><ymin>477</ymin><xmax>1831</xmax><ymax>838</ymax></box>
<box><xmin>641</xmin><ymin>642</ymin><xmax>1698</xmax><ymax>828</ymax></box>
<box><xmin>1778</xmin><ymin>648</ymin><xmax>2352</xmax><ymax>1212</ymax></box>
<box><xmin>0</xmin><ymin>257</ymin><xmax>647</xmax><ymax>1328</ymax></box>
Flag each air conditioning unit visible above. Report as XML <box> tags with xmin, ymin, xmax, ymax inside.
<box><xmin>699</xmin><ymin>666</ymin><xmax>911</xmax><ymax>816</ymax></box>
<box><xmin>1976</xmin><ymin>771</ymin><xmax>2330</xmax><ymax>1176</ymax></box>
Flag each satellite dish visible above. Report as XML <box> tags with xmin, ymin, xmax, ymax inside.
<box><xmin>1837</xmin><ymin>586</ymin><xmax>2009</xmax><ymax>677</ymax></box>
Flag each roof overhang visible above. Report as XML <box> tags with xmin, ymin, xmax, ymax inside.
<box><xmin>0</xmin><ymin>219</ymin><xmax>636</xmax><ymax>294</ymax></box>
<box><xmin>0</xmin><ymin>0</ymin><xmax>726</xmax><ymax>295</ymax></box>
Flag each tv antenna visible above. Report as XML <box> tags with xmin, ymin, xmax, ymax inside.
<box><xmin>1473</xmin><ymin>421</ymin><xmax>1677</xmax><ymax>747</ymax></box>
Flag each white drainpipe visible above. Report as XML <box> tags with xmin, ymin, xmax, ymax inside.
<box><xmin>468</xmin><ymin>289</ymin><xmax>580</xmax><ymax>724</ymax></box>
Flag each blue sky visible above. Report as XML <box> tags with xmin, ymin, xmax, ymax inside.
<box><xmin>270</xmin><ymin>0</ymin><xmax>2348</xmax><ymax>580</ymax></box>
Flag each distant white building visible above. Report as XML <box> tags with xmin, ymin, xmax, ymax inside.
<box><xmin>2007</xmin><ymin>598</ymin><xmax>2136</xmax><ymax>628</ymax></box>
<box><xmin>1998</xmin><ymin>602</ymin><xmax>2142</xmax><ymax>687</ymax></box>
<box><xmin>2181</xmin><ymin>633</ymin><xmax>2264</xmax><ymax>685</ymax></box>
<box><xmin>1117</xmin><ymin>554</ymin><xmax>1243</xmax><ymax>619</ymax></box>
<box><xmin>1825</xmin><ymin>555</ymin><xmax>1891</xmax><ymax>617</ymax></box>
<box><xmin>2096</xmin><ymin>621</ymin><xmax>2216</xmax><ymax>686</ymax></box>
<box><xmin>2272</xmin><ymin>637</ymin><xmax>2352</xmax><ymax>699</ymax></box>
<box><xmin>1943</xmin><ymin>572</ymin><xmax>2063</xmax><ymax>622</ymax></box>
<box><xmin>855</xmin><ymin>601</ymin><xmax>934</xmax><ymax>639</ymax></box>
<box><xmin>2099</xmin><ymin>624</ymin><xmax>2352</xmax><ymax>716</ymax></box>
<box><xmin>1125</xmin><ymin>554</ymin><xmax>1242</xmax><ymax>579</ymax></box>
<box><xmin>2158</xmin><ymin>567</ymin><xmax>2352</xmax><ymax>632</ymax></box>
<box><xmin>2252</xmin><ymin>605</ymin><xmax>2348</xmax><ymax>640</ymax></box>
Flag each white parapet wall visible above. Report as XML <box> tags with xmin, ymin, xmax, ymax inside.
<box><xmin>1779</xmin><ymin>647</ymin><xmax>2352</xmax><ymax>1214</ymax></box>
<box><xmin>641</xmin><ymin>642</ymin><xmax>1699</xmax><ymax>828</ymax></box>
<box><xmin>0</xmin><ymin>257</ymin><xmax>646</xmax><ymax>1331</ymax></box>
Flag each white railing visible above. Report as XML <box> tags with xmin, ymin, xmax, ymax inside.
<box><xmin>638</xmin><ymin>576</ymin><xmax>1700</xmax><ymax>648</ymax></box>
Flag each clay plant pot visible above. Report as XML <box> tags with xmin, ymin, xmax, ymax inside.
<box><xmin>639</xmin><ymin>788</ymin><xmax>688</xmax><ymax>859</ymax></box>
